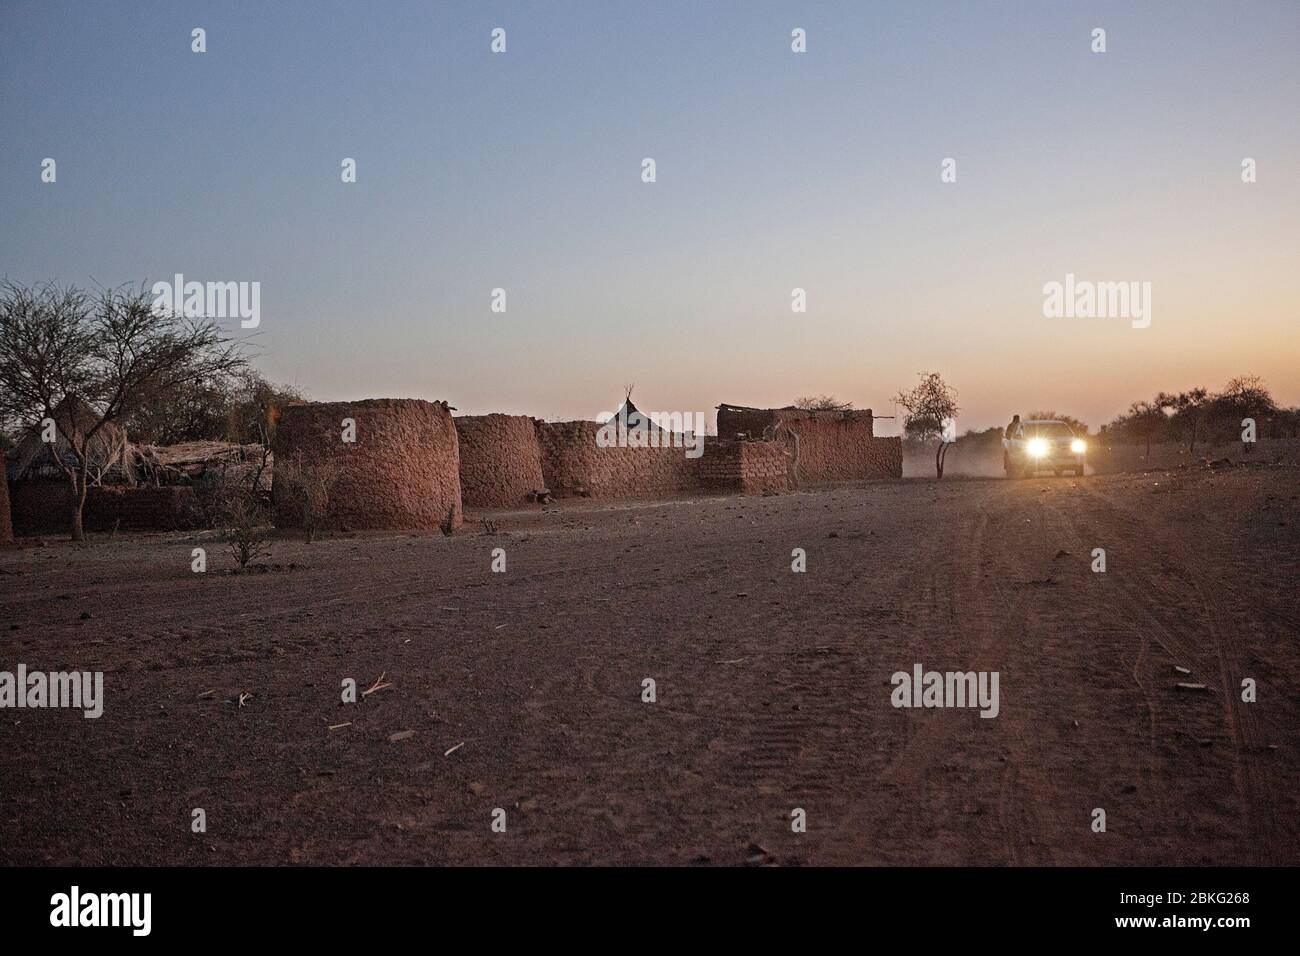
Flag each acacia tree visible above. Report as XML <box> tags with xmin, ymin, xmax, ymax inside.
<box><xmin>0</xmin><ymin>281</ymin><xmax>246</xmax><ymax>540</ymax></box>
<box><xmin>1106</xmin><ymin>399</ymin><xmax>1168</xmax><ymax>455</ymax></box>
<box><xmin>896</xmin><ymin>371</ymin><xmax>959</xmax><ymax>479</ymax></box>
<box><xmin>1165</xmin><ymin>387</ymin><xmax>1211</xmax><ymax>453</ymax></box>
<box><xmin>1211</xmin><ymin>375</ymin><xmax>1276</xmax><ymax>448</ymax></box>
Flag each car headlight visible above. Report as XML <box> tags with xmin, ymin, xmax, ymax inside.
<box><xmin>1027</xmin><ymin>438</ymin><xmax>1048</xmax><ymax>458</ymax></box>
<box><xmin>1070</xmin><ymin>439</ymin><xmax>1086</xmax><ymax>454</ymax></box>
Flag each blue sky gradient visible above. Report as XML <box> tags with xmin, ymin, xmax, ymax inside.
<box><xmin>2</xmin><ymin>1</ymin><xmax>1296</xmax><ymax>431</ymax></box>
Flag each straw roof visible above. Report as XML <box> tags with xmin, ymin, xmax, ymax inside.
<box><xmin>130</xmin><ymin>440</ymin><xmax>267</xmax><ymax>485</ymax></box>
<box><xmin>5</xmin><ymin>395</ymin><xmax>134</xmax><ymax>484</ymax></box>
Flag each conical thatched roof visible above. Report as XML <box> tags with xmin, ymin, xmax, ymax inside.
<box><xmin>602</xmin><ymin>386</ymin><xmax>661</xmax><ymax>434</ymax></box>
<box><xmin>5</xmin><ymin>395</ymin><xmax>134</xmax><ymax>484</ymax></box>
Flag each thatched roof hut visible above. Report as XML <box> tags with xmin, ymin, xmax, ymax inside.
<box><xmin>600</xmin><ymin>387</ymin><xmax>679</xmax><ymax>439</ymax></box>
<box><xmin>5</xmin><ymin>396</ymin><xmax>135</xmax><ymax>485</ymax></box>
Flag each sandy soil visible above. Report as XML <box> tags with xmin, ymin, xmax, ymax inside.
<box><xmin>1</xmin><ymin>465</ymin><xmax>1297</xmax><ymax>866</ymax></box>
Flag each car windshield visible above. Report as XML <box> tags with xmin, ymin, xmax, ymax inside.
<box><xmin>1025</xmin><ymin>423</ymin><xmax>1074</xmax><ymax>438</ymax></box>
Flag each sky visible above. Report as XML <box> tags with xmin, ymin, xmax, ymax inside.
<box><xmin>2</xmin><ymin>0</ymin><xmax>1297</xmax><ymax>434</ymax></box>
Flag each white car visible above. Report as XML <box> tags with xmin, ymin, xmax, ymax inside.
<box><xmin>1003</xmin><ymin>419</ymin><xmax>1087</xmax><ymax>477</ymax></box>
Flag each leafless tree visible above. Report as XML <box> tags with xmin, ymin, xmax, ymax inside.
<box><xmin>896</xmin><ymin>371</ymin><xmax>959</xmax><ymax>479</ymax></box>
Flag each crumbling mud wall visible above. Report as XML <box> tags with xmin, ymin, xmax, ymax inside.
<box><xmin>272</xmin><ymin>398</ymin><xmax>462</xmax><ymax>532</ymax></box>
<box><xmin>454</xmin><ymin>414</ymin><xmax>546</xmax><ymax>509</ymax></box>
<box><xmin>715</xmin><ymin>406</ymin><xmax>782</xmax><ymax>440</ymax></box>
<box><xmin>0</xmin><ymin>479</ymin><xmax>13</xmax><ymax>543</ymax></box>
<box><xmin>536</xmin><ymin>421</ymin><xmax>698</xmax><ymax>499</ymax></box>
<box><xmin>716</xmin><ymin>406</ymin><xmax>899</xmax><ymax>481</ymax></box>
<box><xmin>7</xmin><ymin>484</ymin><xmax>203</xmax><ymax>536</ymax></box>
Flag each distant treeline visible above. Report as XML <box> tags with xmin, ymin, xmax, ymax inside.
<box><xmin>947</xmin><ymin>375</ymin><xmax>1297</xmax><ymax>452</ymax></box>
<box><xmin>1098</xmin><ymin>376</ymin><xmax>1298</xmax><ymax>452</ymax></box>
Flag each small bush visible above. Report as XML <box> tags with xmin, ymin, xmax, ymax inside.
<box><xmin>275</xmin><ymin>455</ymin><xmax>339</xmax><ymax>543</ymax></box>
<box><xmin>223</xmin><ymin>493</ymin><xmax>270</xmax><ymax>569</ymax></box>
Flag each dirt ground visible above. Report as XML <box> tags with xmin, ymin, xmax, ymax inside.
<box><xmin>1</xmin><ymin>465</ymin><xmax>1297</xmax><ymax>866</ymax></box>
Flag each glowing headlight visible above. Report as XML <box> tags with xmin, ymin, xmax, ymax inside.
<box><xmin>1070</xmin><ymin>439</ymin><xmax>1086</xmax><ymax>454</ymax></box>
<box><xmin>1027</xmin><ymin>438</ymin><xmax>1048</xmax><ymax>458</ymax></box>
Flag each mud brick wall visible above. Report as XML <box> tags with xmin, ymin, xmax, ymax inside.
<box><xmin>90</xmin><ymin>486</ymin><xmax>204</xmax><ymax>531</ymax></box>
<box><xmin>536</xmin><ymin>420</ymin><xmax>698</xmax><ymax>499</ymax></box>
<box><xmin>8</xmin><ymin>483</ymin><xmax>203</xmax><ymax>536</ymax></box>
<box><xmin>716</xmin><ymin>406</ymin><xmax>782</xmax><ymax>440</ymax></box>
<box><xmin>9</xmin><ymin>483</ymin><xmax>75</xmax><ymax>535</ymax></box>
<box><xmin>781</xmin><ymin>414</ymin><xmax>877</xmax><ymax>482</ymax></box>
<box><xmin>537</xmin><ymin>424</ymin><xmax>792</xmax><ymax>500</ymax></box>
<box><xmin>737</xmin><ymin>440</ymin><xmax>795</xmax><ymax>492</ymax></box>
<box><xmin>273</xmin><ymin>398</ymin><xmax>462</xmax><ymax>532</ymax></box>
<box><xmin>716</xmin><ymin>407</ymin><xmax>898</xmax><ymax>481</ymax></box>
<box><xmin>866</xmin><ymin>436</ymin><xmax>903</xmax><ymax>479</ymax></box>
<box><xmin>0</xmin><ymin>479</ymin><xmax>13</xmax><ymax>543</ymax></box>
<box><xmin>454</xmin><ymin>414</ymin><xmax>546</xmax><ymax>509</ymax></box>
<box><xmin>696</xmin><ymin>439</ymin><xmax>792</xmax><ymax>495</ymax></box>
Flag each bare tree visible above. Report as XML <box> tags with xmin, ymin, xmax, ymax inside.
<box><xmin>896</xmin><ymin>371</ymin><xmax>959</xmax><ymax>479</ymax></box>
<box><xmin>793</xmin><ymin>394</ymin><xmax>854</xmax><ymax>412</ymax></box>
<box><xmin>0</xmin><ymin>281</ymin><xmax>247</xmax><ymax>540</ymax></box>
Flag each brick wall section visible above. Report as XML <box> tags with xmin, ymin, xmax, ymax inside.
<box><xmin>8</xmin><ymin>483</ymin><xmax>202</xmax><ymax>536</ymax></box>
<box><xmin>454</xmin><ymin>414</ymin><xmax>546</xmax><ymax>509</ymax></box>
<box><xmin>0</xmin><ymin>479</ymin><xmax>13</xmax><ymax>543</ymax></box>
<box><xmin>273</xmin><ymin>398</ymin><xmax>462</xmax><ymax>532</ymax></box>
<box><xmin>536</xmin><ymin>420</ymin><xmax>698</xmax><ymax>498</ymax></box>
<box><xmin>537</xmin><ymin>423</ymin><xmax>792</xmax><ymax>499</ymax></box>
<box><xmin>716</xmin><ymin>406</ymin><xmax>899</xmax><ymax>481</ymax></box>
<box><xmin>695</xmin><ymin>439</ymin><xmax>792</xmax><ymax>495</ymax></box>
<box><xmin>739</xmin><ymin>441</ymin><xmax>796</xmax><ymax>493</ymax></box>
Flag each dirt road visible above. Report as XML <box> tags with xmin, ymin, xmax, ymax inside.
<box><xmin>2</xmin><ymin>467</ymin><xmax>1296</xmax><ymax>865</ymax></box>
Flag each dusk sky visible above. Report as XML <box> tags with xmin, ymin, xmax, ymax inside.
<box><xmin>2</xmin><ymin>0</ymin><xmax>1296</xmax><ymax>433</ymax></box>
